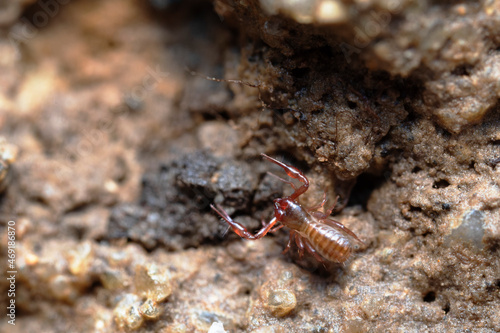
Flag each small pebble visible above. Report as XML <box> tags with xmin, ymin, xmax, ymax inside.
<box><xmin>266</xmin><ymin>289</ymin><xmax>297</xmax><ymax>317</ymax></box>
<box><xmin>139</xmin><ymin>298</ymin><xmax>161</xmax><ymax>320</ymax></box>
<box><xmin>114</xmin><ymin>294</ymin><xmax>144</xmax><ymax>331</ymax></box>
<box><xmin>134</xmin><ymin>263</ymin><xmax>172</xmax><ymax>302</ymax></box>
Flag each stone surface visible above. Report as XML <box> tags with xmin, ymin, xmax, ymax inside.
<box><xmin>0</xmin><ymin>0</ymin><xmax>499</xmax><ymax>332</ymax></box>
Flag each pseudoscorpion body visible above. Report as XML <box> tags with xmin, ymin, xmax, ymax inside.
<box><xmin>211</xmin><ymin>154</ymin><xmax>363</xmax><ymax>264</ymax></box>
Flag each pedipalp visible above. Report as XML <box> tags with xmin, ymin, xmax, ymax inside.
<box><xmin>210</xmin><ymin>204</ymin><xmax>278</xmax><ymax>240</ymax></box>
<box><xmin>260</xmin><ymin>153</ymin><xmax>308</xmax><ymax>200</ymax></box>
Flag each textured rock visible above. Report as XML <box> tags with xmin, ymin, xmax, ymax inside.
<box><xmin>0</xmin><ymin>0</ymin><xmax>499</xmax><ymax>332</ymax></box>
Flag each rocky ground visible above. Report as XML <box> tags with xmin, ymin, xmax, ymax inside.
<box><xmin>0</xmin><ymin>0</ymin><xmax>499</xmax><ymax>332</ymax></box>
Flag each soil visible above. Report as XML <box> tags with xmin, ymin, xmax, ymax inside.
<box><xmin>0</xmin><ymin>0</ymin><xmax>499</xmax><ymax>332</ymax></box>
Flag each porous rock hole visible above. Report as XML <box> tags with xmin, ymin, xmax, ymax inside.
<box><xmin>423</xmin><ymin>291</ymin><xmax>436</xmax><ymax>303</ymax></box>
<box><xmin>348</xmin><ymin>172</ymin><xmax>385</xmax><ymax>208</ymax></box>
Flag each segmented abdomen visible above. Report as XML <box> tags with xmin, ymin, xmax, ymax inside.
<box><xmin>302</xmin><ymin>221</ymin><xmax>352</xmax><ymax>263</ymax></box>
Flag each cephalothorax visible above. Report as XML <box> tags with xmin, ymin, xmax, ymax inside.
<box><xmin>211</xmin><ymin>154</ymin><xmax>363</xmax><ymax>263</ymax></box>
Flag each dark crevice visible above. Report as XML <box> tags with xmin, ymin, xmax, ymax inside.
<box><xmin>33</xmin><ymin>196</ymin><xmax>50</xmax><ymax>207</ymax></box>
<box><xmin>490</xmin><ymin>139</ymin><xmax>500</xmax><ymax>146</ymax></box>
<box><xmin>69</xmin><ymin>226</ymin><xmax>86</xmax><ymax>241</ymax></box>
<box><xmin>451</xmin><ymin>64</ymin><xmax>473</xmax><ymax>76</ymax></box>
<box><xmin>65</xmin><ymin>202</ymin><xmax>92</xmax><ymax>215</ymax></box>
<box><xmin>291</xmin><ymin>67</ymin><xmax>310</xmax><ymax>80</ymax></box>
<box><xmin>201</xmin><ymin>110</ymin><xmax>230</xmax><ymax>121</ymax></box>
<box><xmin>20</xmin><ymin>0</ymin><xmax>64</xmax><ymax>30</ymax></box>
<box><xmin>411</xmin><ymin>166</ymin><xmax>422</xmax><ymax>173</ymax></box>
<box><xmin>423</xmin><ymin>291</ymin><xmax>436</xmax><ymax>302</ymax></box>
<box><xmin>347</xmin><ymin>101</ymin><xmax>357</xmax><ymax>110</ymax></box>
<box><xmin>433</xmin><ymin>179</ymin><xmax>450</xmax><ymax>189</ymax></box>
<box><xmin>409</xmin><ymin>205</ymin><xmax>422</xmax><ymax>212</ymax></box>
<box><xmin>435</xmin><ymin>125</ymin><xmax>452</xmax><ymax>139</ymax></box>
<box><xmin>348</xmin><ymin>173</ymin><xmax>385</xmax><ymax>209</ymax></box>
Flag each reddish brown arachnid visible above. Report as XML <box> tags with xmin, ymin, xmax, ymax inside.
<box><xmin>211</xmin><ymin>153</ymin><xmax>364</xmax><ymax>264</ymax></box>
